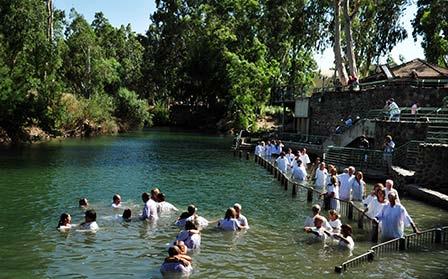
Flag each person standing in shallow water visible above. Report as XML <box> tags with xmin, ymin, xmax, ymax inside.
<box><xmin>234</xmin><ymin>203</ymin><xmax>249</xmax><ymax>229</ymax></box>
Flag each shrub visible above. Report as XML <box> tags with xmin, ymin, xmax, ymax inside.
<box><xmin>115</xmin><ymin>88</ymin><xmax>152</xmax><ymax>129</ymax></box>
<box><xmin>151</xmin><ymin>101</ymin><xmax>170</xmax><ymax>126</ymax></box>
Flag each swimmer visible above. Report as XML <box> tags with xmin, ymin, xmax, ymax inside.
<box><xmin>57</xmin><ymin>213</ymin><xmax>72</xmax><ymax>231</ymax></box>
<box><xmin>217</xmin><ymin>207</ymin><xmax>242</xmax><ymax>231</ymax></box>
<box><xmin>79</xmin><ymin>209</ymin><xmax>99</xmax><ymax>231</ymax></box>
<box><xmin>112</xmin><ymin>194</ymin><xmax>122</xmax><ymax>208</ymax></box>
<box><xmin>79</xmin><ymin>198</ymin><xmax>88</xmax><ymax>208</ymax></box>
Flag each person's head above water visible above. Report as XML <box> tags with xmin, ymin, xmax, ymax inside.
<box><xmin>224</xmin><ymin>207</ymin><xmax>237</xmax><ymax>220</ymax></box>
<box><xmin>187</xmin><ymin>204</ymin><xmax>197</xmax><ymax>215</ymax></box>
<box><xmin>122</xmin><ymin>208</ymin><xmax>132</xmax><ymax>220</ymax></box>
<box><xmin>157</xmin><ymin>193</ymin><xmax>166</xmax><ymax>202</ymax></box>
<box><xmin>57</xmin><ymin>213</ymin><xmax>71</xmax><ymax>228</ymax></box>
<box><xmin>79</xmin><ymin>198</ymin><xmax>88</xmax><ymax>208</ymax></box>
<box><xmin>141</xmin><ymin>192</ymin><xmax>150</xmax><ymax>202</ymax></box>
<box><xmin>112</xmin><ymin>194</ymin><xmax>121</xmax><ymax>205</ymax></box>
<box><xmin>84</xmin><ymin>209</ymin><xmax>96</xmax><ymax>223</ymax></box>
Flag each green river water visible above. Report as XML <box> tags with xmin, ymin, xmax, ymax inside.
<box><xmin>1</xmin><ymin>130</ymin><xmax>447</xmax><ymax>279</ymax></box>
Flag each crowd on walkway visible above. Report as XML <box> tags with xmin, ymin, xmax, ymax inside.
<box><xmin>57</xmin><ymin>189</ymin><xmax>250</xmax><ymax>277</ymax></box>
<box><xmin>255</xmin><ymin>141</ymin><xmax>421</xmax><ymax>244</ymax></box>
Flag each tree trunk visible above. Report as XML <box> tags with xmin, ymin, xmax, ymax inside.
<box><xmin>333</xmin><ymin>0</ymin><xmax>348</xmax><ymax>86</ymax></box>
<box><xmin>343</xmin><ymin>0</ymin><xmax>358</xmax><ymax>78</ymax></box>
<box><xmin>46</xmin><ymin>0</ymin><xmax>54</xmax><ymax>41</ymax></box>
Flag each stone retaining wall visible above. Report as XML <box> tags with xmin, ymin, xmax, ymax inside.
<box><xmin>373</xmin><ymin>121</ymin><xmax>428</xmax><ymax>149</ymax></box>
<box><xmin>415</xmin><ymin>143</ymin><xmax>448</xmax><ymax>194</ymax></box>
<box><xmin>309</xmin><ymin>87</ymin><xmax>448</xmax><ymax>136</ymax></box>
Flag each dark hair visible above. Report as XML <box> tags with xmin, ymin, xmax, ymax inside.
<box><xmin>141</xmin><ymin>192</ymin><xmax>150</xmax><ymax>201</ymax></box>
<box><xmin>224</xmin><ymin>207</ymin><xmax>237</xmax><ymax>220</ymax></box>
<box><xmin>113</xmin><ymin>194</ymin><xmax>121</xmax><ymax>202</ymax></box>
<box><xmin>79</xmin><ymin>198</ymin><xmax>88</xmax><ymax>207</ymax></box>
<box><xmin>179</xmin><ymin>212</ymin><xmax>190</xmax><ymax>219</ymax></box>
<box><xmin>122</xmin><ymin>208</ymin><xmax>132</xmax><ymax>220</ymax></box>
<box><xmin>157</xmin><ymin>193</ymin><xmax>166</xmax><ymax>202</ymax></box>
<box><xmin>341</xmin><ymin>224</ymin><xmax>353</xmax><ymax>236</ymax></box>
<box><xmin>168</xmin><ymin>246</ymin><xmax>180</xmax><ymax>257</ymax></box>
<box><xmin>57</xmin><ymin>213</ymin><xmax>70</xmax><ymax>228</ymax></box>
<box><xmin>187</xmin><ymin>204</ymin><xmax>196</xmax><ymax>214</ymax></box>
<box><xmin>85</xmin><ymin>209</ymin><xmax>97</xmax><ymax>222</ymax></box>
<box><xmin>185</xmin><ymin>220</ymin><xmax>198</xmax><ymax>230</ymax></box>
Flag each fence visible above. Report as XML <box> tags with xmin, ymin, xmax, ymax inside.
<box><xmin>335</xmin><ymin>226</ymin><xmax>448</xmax><ymax>273</ymax></box>
<box><xmin>253</xmin><ymin>154</ymin><xmax>378</xmax><ymax>240</ymax></box>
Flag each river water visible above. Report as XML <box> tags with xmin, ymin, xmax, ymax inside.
<box><xmin>1</xmin><ymin>130</ymin><xmax>447</xmax><ymax>278</ymax></box>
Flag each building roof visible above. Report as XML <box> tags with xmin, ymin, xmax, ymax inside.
<box><xmin>362</xmin><ymin>59</ymin><xmax>448</xmax><ymax>82</ymax></box>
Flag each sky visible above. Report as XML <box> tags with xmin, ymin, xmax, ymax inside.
<box><xmin>54</xmin><ymin>0</ymin><xmax>425</xmax><ymax>76</ymax></box>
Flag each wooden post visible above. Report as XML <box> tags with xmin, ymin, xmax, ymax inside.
<box><xmin>307</xmin><ymin>188</ymin><xmax>313</xmax><ymax>202</ymax></box>
<box><xmin>371</xmin><ymin>220</ymin><xmax>379</xmax><ymax>243</ymax></box>
<box><xmin>254</xmin><ymin>154</ymin><xmax>258</xmax><ymax>163</ymax></box>
<box><xmin>348</xmin><ymin>201</ymin><xmax>354</xmax><ymax>220</ymax></box>
<box><xmin>358</xmin><ymin>212</ymin><xmax>364</xmax><ymax>229</ymax></box>
<box><xmin>292</xmin><ymin>183</ymin><xmax>298</xmax><ymax>197</ymax></box>
<box><xmin>246</xmin><ymin>152</ymin><xmax>250</xmax><ymax>160</ymax></box>
<box><xmin>324</xmin><ymin>195</ymin><xmax>331</xmax><ymax>210</ymax></box>
<box><xmin>399</xmin><ymin>237</ymin><xmax>406</xmax><ymax>251</ymax></box>
<box><xmin>239</xmin><ymin>150</ymin><xmax>242</xmax><ymax>158</ymax></box>
<box><xmin>284</xmin><ymin>175</ymin><xmax>288</xmax><ymax>190</ymax></box>
<box><xmin>334</xmin><ymin>266</ymin><xmax>343</xmax><ymax>273</ymax></box>
<box><xmin>435</xmin><ymin>228</ymin><xmax>442</xmax><ymax>244</ymax></box>
<box><xmin>367</xmin><ymin>250</ymin><xmax>374</xmax><ymax>261</ymax></box>
<box><xmin>233</xmin><ymin>149</ymin><xmax>237</xmax><ymax>157</ymax></box>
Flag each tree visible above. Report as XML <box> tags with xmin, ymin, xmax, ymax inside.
<box><xmin>333</xmin><ymin>0</ymin><xmax>349</xmax><ymax>85</ymax></box>
<box><xmin>413</xmin><ymin>0</ymin><xmax>448</xmax><ymax>67</ymax></box>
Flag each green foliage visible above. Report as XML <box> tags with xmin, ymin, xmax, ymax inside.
<box><xmin>115</xmin><ymin>88</ymin><xmax>151</xmax><ymax>129</ymax></box>
<box><xmin>151</xmin><ymin>102</ymin><xmax>170</xmax><ymax>126</ymax></box>
<box><xmin>413</xmin><ymin>0</ymin><xmax>448</xmax><ymax>67</ymax></box>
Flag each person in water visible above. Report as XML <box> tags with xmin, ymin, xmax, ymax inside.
<box><xmin>140</xmin><ymin>191</ymin><xmax>158</xmax><ymax>221</ymax></box>
<box><xmin>304</xmin><ymin>215</ymin><xmax>328</xmax><ymax>242</ymax></box>
<box><xmin>157</xmin><ymin>192</ymin><xmax>178</xmax><ymax>214</ymax></box>
<box><xmin>111</xmin><ymin>194</ymin><xmax>122</xmax><ymax>208</ymax></box>
<box><xmin>79</xmin><ymin>209</ymin><xmax>99</xmax><ymax>231</ymax></box>
<box><xmin>122</xmin><ymin>208</ymin><xmax>132</xmax><ymax>222</ymax></box>
<box><xmin>175</xmin><ymin>220</ymin><xmax>201</xmax><ymax>250</ymax></box>
<box><xmin>175</xmin><ymin>204</ymin><xmax>208</xmax><ymax>229</ymax></box>
<box><xmin>57</xmin><ymin>213</ymin><xmax>72</xmax><ymax>231</ymax></box>
<box><xmin>79</xmin><ymin>198</ymin><xmax>89</xmax><ymax>208</ymax></box>
<box><xmin>217</xmin><ymin>207</ymin><xmax>243</xmax><ymax>231</ymax></box>
<box><xmin>160</xmin><ymin>245</ymin><xmax>193</xmax><ymax>276</ymax></box>
<box><xmin>233</xmin><ymin>203</ymin><xmax>249</xmax><ymax>229</ymax></box>
<box><xmin>328</xmin><ymin>224</ymin><xmax>355</xmax><ymax>250</ymax></box>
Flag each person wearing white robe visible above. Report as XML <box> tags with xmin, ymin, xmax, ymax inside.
<box><xmin>265</xmin><ymin>141</ymin><xmax>272</xmax><ymax>158</ymax></box>
<box><xmin>314</xmin><ymin>162</ymin><xmax>328</xmax><ymax>190</ymax></box>
<box><xmin>385</xmin><ymin>179</ymin><xmax>400</xmax><ymax>203</ymax></box>
<box><xmin>303</xmin><ymin>204</ymin><xmax>332</xmax><ymax>231</ymax></box>
<box><xmin>254</xmin><ymin>141</ymin><xmax>265</xmax><ymax>156</ymax></box>
<box><xmin>338</xmin><ymin>167</ymin><xmax>355</xmax><ymax>201</ymax></box>
<box><xmin>176</xmin><ymin>220</ymin><xmax>201</xmax><ymax>249</ymax></box>
<box><xmin>275</xmin><ymin>152</ymin><xmax>289</xmax><ymax>173</ymax></box>
<box><xmin>375</xmin><ymin>192</ymin><xmax>419</xmax><ymax>241</ymax></box>
<box><xmin>304</xmin><ymin>215</ymin><xmax>329</xmax><ymax>242</ymax></box>
<box><xmin>327</xmin><ymin>176</ymin><xmax>340</xmax><ymax>211</ymax></box>
<box><xmin>292</xmin><ymin>160</ymin><xmax>307</xmax><ymax>181</ymax></box>
<box><xmin>363</xmin><ymin>183</ymin><xmax>384</xmax><ymax>208</ymax></box>
<box><xmin>351</xmin><ymin>171</ymin><xmax>366</xmax><ymax>201</ymax></box>
<box><xmin>234</xmin><ymin>203</ymin><xmax>249</xmax><ymax>229</ymax></box>
<box><xmin>365</xmin><ymin>189</ymin><xmax>388</xmax><ymax>219</ymax></box>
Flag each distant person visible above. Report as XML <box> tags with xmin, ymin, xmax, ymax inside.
<box><xmin>122</xmin><ymin>208</ymin><xmax>132</xmax><ymax>222</ymax></box>
<box><xmin>160</xmin><ymin>245</ymin><xmax>193</xmax><ymax>276</ymax></box>
<box><xmin>111</xmin><ymin>194</ymin><xmax>122</xmax><ymax>208</ymax></box>
<box><xmin>234</xmin><ymin>203</ymin><xmax>249</xmax><ymax>229</ymax></box>
<box><xmin>411</xmin><ymin>102</ymin><xmax>418</xmax><ymax>121</ymax></box>
<box><xmin>304</xmin><ymin>204</ymin><xmax>332</xmax><ymax>231</ymax></box>
<box><xmin>175</xmin><ymin>204</ymin><xmax>208</xmax><ymax>229</ymax></box>
<box><xmin>79</xmin><ymin>198</ymin><xmax>89</xmax><ymax>209</ymax></box>
<box><xmin>385</xmin><ymin>179</ymin><xmax>400</xmax><ymax>203</ymax></box>
<box><xmin>176</xmin><ymin>220</ymin><xmax>201</xmax><ymax>250</ymax></box>
<box><xmin>330</xmin><ymin>224</ymin><xmax>355</xmax><ymax>250</ymax></box>
<box><xmin>387</xmin><ymin>98</ymin><xmax>401</xmax><ymax>121</ymax></box>
<box><xmin>217</xmin><ymin>207</ymin><xmax>243</xmax><ymax>231</ymax></box>
<box><xmin>351</xmin><ymin>171</ymin><xmax>366</xmax><ymax>202</ymax></box>
<box><xmin>140</xmin><ymin>191</ymin><xmax>158</xmax><ymax>221</ymax></box>
<box><xmin>375</xmin><ymin>192</ymin><xmax>420</xmax><ymax>241</ymax></box>
<box><xmin>157</xmin><ymin>193</ymin><xmax>178</xmax><ymax>214</ymax></box>
<box><xmin>328</xmin><ymin>210</ymin><xmax>342</xmax><ymax>234</ymax></box>
<box><xmin>338</xmin><ymin>166</ymin><xmax>355</xmax><ymax>201</ymax></box>
<box><xmin>298</xmin><ymin>148</ymin><xmax>311</xmax><ymax>172</ymax></box>
<box><xmin>275</xmin><ymin>152</ymin><xmax>290</xmax><ymax>173</ymax></box>
<box><xmin>326</xmin><ymin>175</ymin><xmax>340</xmax><ymax>211</ymax></box>
<box><xmin>79</xmin><ymin>209</ymin><xmax>99</xmax><ymax>231</ymax></box>
<box><xmin>308</xmin><ymin>157</ymin><xmax>321</xmax><ymax>181</ymax></box>
<box><xmin>383</xmin><ymin>135</ymin><xmax>395</xmax><ymax>173</ymax></box>
<box><xmin>358</xmin><ymin>135</ymin><xmax>370</xmax><ymax>149</ymax></box>
<box><xmin>254</xmin><ymin>141</ymin><xmax>265</xmax><ymax>156</ymax></box>
<box><xmin>292</xmin><ymin>159</ymin><xmax>307</xmax><ymax>182</ymax></box>
<box><xmin>304</xmin><ymin>215</ymin><xmax>328</xmax><ymax>242</ymax></box>
<box><xmin>365</xmin><ymin>188</ymin><xmax>388</xmax><ymax>219</ymax></box>
<box><xmin>314</xmin><ymin>162</ymin><xmax>328</xmax><ymax>189</ymax></box>
<box><xmin>57</xmin><ymin>213</ymin><xmax>73</xmax><ymax>231</ymax></box>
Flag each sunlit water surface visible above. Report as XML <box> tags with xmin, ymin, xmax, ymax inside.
<box><xmin>0</xmin><ymin>130</ymin><xmax>447</xmax><ymax>279</ymax></box>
